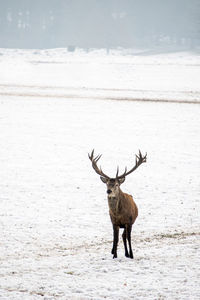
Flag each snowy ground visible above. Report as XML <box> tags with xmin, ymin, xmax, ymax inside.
<box><xmin>0</xmin><ymin>49</ymin><xmax>200</xmax><ymax>299</ymax></box>
<box><xmin>0</xmin><ymin>48</ymin><xmax>200</xmax><ymax>103</ymax></box>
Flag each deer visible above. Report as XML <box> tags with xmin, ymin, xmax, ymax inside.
<box><xmin>88</xmin><ymin>149</ymin><xmax>147</xmax><ymax>259</ymax></box>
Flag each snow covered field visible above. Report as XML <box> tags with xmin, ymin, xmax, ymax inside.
<box><xmin>0</xmin><ymin>48</ymin><xmax>200</xmax><ymax>103</ymax></box>
<box><xmin>0</xmin><ymin>49</ymin><xmax>200</xmax><ymax>299</ymax></box>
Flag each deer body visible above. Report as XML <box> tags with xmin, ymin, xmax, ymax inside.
<box><xmin>89</xmin><ymin>150</ymin><xmax>146</xmax><ymax>259</ymax></box>
<box><xmin>107</xmin><ymin>190</ymin><xmax>138</xmax><ymax>228</ymax></box>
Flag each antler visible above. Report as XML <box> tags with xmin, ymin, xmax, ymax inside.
<box><xmin>116</xmin><ymin>150</ymin><xmax>147</xmax><ymax>179</ymax></box>
<box><xmin>88</xmin><ymin>149</ymin><xmax>110</xmax><ymax>179</ymax></box>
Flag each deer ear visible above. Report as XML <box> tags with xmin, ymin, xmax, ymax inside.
<box><xmin>100</xmin><ymin>176</ymin><xmax>108</xmax><ymax>183</ymax></box>
<box><xmin>119</xmin><ymin>177</ymin><xmax>125</xmax><ymax>185</ymax></box>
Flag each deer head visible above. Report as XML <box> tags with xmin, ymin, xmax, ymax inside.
<box><xmin>88</xmin><ymin>150</ymin><xmax>147</xmax><ymax>197</ymax></box>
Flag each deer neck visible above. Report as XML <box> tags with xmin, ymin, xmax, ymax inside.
<box><xmin>107</xmin><ymin>188</ymin><xmax>123</xmax><ymax>214</ymax></box>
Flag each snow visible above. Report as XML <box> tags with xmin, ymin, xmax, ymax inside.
<box><xmin>0</xmin><ymin>48</ymin><xmax>200</xmax><ymax>103</ymax></box>
<box><xmin>0</xmin><ymin>48</ymin><xmax>200</xmax><ymax>299</ymax></box>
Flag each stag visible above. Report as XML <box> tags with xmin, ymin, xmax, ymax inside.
<box><xmin>88</xmin><ymin>150</ymin><xmax>147</xmax><ymax>259</ymax></box>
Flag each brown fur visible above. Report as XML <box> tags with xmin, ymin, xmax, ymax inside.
<box><xmin>108</xmin><ymin>189</ymin><xmax>138</xmax><ymax>227</ymax></box>
<box><xmin>104</xmin><ymin>179</ymin><xmax>138</xmax><ymax>258</ymax></box>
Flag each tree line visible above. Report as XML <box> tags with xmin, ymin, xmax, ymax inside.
<box><xmin>0</xmin><ymin>0</ymin><xmax>199</xmax><ymax>49</ymax></box>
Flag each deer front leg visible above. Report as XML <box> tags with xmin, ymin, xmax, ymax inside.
<box><xmin>112</xmin><ymin>225</ymin><xmax>119</xmax><ymax>258</ymax></box>
<box><xmin>122</xmin><ymin>228</ymin><xmax>129</xmax><ymax>257</ymax></box>
<box><xmin>126</xmin><ymin>224</ymin><xmax>133</xmax><ymax>259</ymax></box>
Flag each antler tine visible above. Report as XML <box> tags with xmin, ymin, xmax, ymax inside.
<box><xmin>116</xmin><ymin>150</ymin><xmax>147</xmax><ymax>179</ymax></box>
<box><xmin>88</xmin><ymin>149</ymin><xmax>110</xmax><ymax>179</ymax></box>
<box><xmin>95</xmin><ymin>154</ymin><xmax>102</xmax><ymax>162</ymax></box>
<box><xmin>115</xmin><ymin>166</ymin><xmax>127</xmax><ymax>180</ymax></box>
<box><xmin>116</xmin><ymin>166</ymin><xmax>119</xmax><ymax>178</ymax></box>
<box><xmin>144</xmin><ymin>152</ymin><xmax>147</xmax><ymax>162</ymax></box>
<box><xmin>88</xmin><ymin>149</ymin><xmax>94</xmax><ymax>160</ymax></box>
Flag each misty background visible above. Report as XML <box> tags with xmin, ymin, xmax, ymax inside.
<box><xmin>0</xmin><ymin>0</ymin><xmax>200</xmax><ymax>50</ymax></box>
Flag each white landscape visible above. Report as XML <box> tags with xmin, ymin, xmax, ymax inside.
<box><xmin>0</xmin><ymin>48</ymin><xmax>200</xmax><ymax>300</ymax></box>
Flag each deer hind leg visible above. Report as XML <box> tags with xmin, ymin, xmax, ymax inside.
<box><xmin>112</xmin><ymin>225</ymin><xmax>119</xmax><ymax>258</ymax></box>
<box><xmin>122</xmin><ymin>228</ymin><xmax>129</xmax><ymax>257</ymax></box>
<box><xmin>126</xmin><ymin>224</ymin><xmax>133</xmax><ymax>259</ymax></box>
